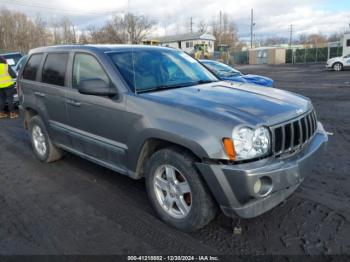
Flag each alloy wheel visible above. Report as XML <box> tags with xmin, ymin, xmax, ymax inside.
<box><xmin>153</xmin><ymin>164</ymin><xmax>192</xmax><ymax>219</ymax></box>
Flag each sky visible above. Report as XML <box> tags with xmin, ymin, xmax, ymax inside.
<box><xmin>1</xmin><ymin>0</ymin><xmax>350</xmax><ymax>41</ymax></box>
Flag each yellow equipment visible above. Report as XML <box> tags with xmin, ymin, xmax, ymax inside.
<box><xmin>142</xmin><ymin>40</ymin><xmax>160</xmax><ymax>46</ymax></box>
<box><xmin>194</xmin><ymin>44</ymin><xmax>210</xmax><ymax>59</ymax></box>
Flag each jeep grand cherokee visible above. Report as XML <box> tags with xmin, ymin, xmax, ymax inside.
<box><xmin>18</xmin><ymin>45</ymin><xmax>328</xmax><ymax>232</ymax></box>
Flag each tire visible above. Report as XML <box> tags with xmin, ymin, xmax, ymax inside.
<box><xmin>29</xmin><ymin>115</ymin><xmax>63</xmax><ymax>163</ymax></box>
<box><xmin>333</xmin><ymin>62</ymin><xmax>343</xmax><ymax>71</ymax></box>
<box><xmin>145</xmin><ymin>147</ymin><xmax>217</xmax><ymax>232</ymax></box>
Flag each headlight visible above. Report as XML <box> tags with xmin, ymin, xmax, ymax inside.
<box><xmin>232</xmin><ymin>126</ymin><xmax>271</xmax><ymax>160</ymax></box>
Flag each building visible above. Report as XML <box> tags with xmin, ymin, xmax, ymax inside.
<box><xmin>158</xmin><ymin>32</ymin><xmax>216</xmax><ymax>54</ymax></box>
<box><xmin>342</xmin><ymin>32</ymin><xmax>350</xmax><ymax>56</ymax></box>
<box><xmin>248</xmin><ymin>47</ymin><xmax>286</xmax><ymax>65</ymax></box>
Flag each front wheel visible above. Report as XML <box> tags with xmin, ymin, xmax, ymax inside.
<box><xmin>145</xmin><ymin>147</ymin><xmax>217</xmax><ymax>232</ymax></box>
<box><xmin>333</xmin><ymin>62</ymin><xmax>343</xmax><ymax>71</ymax></box>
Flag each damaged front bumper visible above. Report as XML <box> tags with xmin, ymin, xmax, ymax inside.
<box><xmin>196</xmin><ymin>122</ymin><xmax>328</xmax><ymax>219</ymax></box>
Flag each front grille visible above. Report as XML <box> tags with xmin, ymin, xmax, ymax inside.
<box><xmin>270</xmin><ymin>110</ymin><xmax>317</xmax><ymax>157</ymax></box>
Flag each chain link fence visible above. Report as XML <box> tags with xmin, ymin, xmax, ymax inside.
<box><xmin>212</xmin><ymin>46</ymin><xmax>343</xmax><ymax>65</ymax></box>
<box><xmin>286</xmin><ymin>46</ymin><xmax>343</xmax><ymax>64</ymax></box>
<box><xmin>212</xmin><ymin>51</ymin><xmax>249</xmax><ymax>65</ymax></box>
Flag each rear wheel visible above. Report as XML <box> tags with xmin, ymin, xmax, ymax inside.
<box><xmin>333</xmin><ymin>62</ymin><xmax>343</xmax><ymax>71</ymax></box>
<box><xmin>145</xmin><ymin>147</ymin><xmax>217</xmax><ymax>232</ymax></box>
<box><xmin>29</xmin><ymin>115</ymin><xmax>63</xmax><ymax>163</ymax></box>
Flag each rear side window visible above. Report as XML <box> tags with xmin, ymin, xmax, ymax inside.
<box><xmin>42</xmin><ymin>53</ymin><xmax>68</xmax><ymax>86</ymax></box>
<box><xmin>22</xmin><ymin>54</ymin><xmax>43</xmax><ymax>81</ymax></box>
<box><xmin>72</xmin><ymin>53</ymin><xmax>110</xmax><ymax>89</ymax></box>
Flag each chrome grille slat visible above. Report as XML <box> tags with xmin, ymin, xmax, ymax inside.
<box><xmin>270</xmin><ymin>110</ymin><xmax>317</xmax><ymax>157</ymax></box>
<box><xmin>304</xmin><ymin>117</ymin><xmax>309</xmax><ymax>140</ymax></box>
<box><xmin>298</xmin><ymin>119</ymin><xmax>303</xmax><ymax>144</ymax></box>
<box><xmin>308</xmin><ymin>114</ymin><xmax>313</xmax><ymax>137</ymax></box>
<box><xmin>310</xmin><ymin>113</ymin><xmax>314</xmax><ymax>134</ymax></box>
<box><xmin>271</xmin><ymin>128</ymin><xmax>276</xmax><ymax>154</ymax></box>
<box><xmin>289</xmin><ymin>123</ymin><xmax>294</xmax><ymax>150</ymax></box>
<box><xmin>281</xmin><ymin>125</ymin><xmax>286</xmax><ymax>152</ymax></box>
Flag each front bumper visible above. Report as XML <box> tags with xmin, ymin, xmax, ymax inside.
<box><xmin>196</xmin><ymin>122</ymin><xmax>328</xmax><ymax>219</ymax></box>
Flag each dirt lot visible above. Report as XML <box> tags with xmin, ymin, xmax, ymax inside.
<box><xmin>0</xmin><ymin>64</ymin><xmax>349</xmax><ymax>255</ymax></box>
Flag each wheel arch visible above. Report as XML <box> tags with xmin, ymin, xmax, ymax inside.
<box><xmin>23</xmin><ymin>107</ymin><xmax>39</xmax><ymax>129</ymax></box>
<box><xmin>133</xmin><ymin>137</ymin><xmax>202</xmax><ymax>179</ymax></box>
<box><xmin>332</xmin><ymin>61</ymin><xmax>344</xmax><ymax>69</ymax></box>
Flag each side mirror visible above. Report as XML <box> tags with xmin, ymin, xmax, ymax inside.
<box><xmin>77</xmin><ymin>78</ymin><xmax>117</xmax><ymax>97</ymax></box>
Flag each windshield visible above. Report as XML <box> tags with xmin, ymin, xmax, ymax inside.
<box><xmin>202</xmin><ymin>61</ymin><xmax>242</xmax><ymax>78</ymax></box>
<box><xmin>107</xmin><ymin>49</ymin><xmax>218</xmax><ymax>93</ymax></box>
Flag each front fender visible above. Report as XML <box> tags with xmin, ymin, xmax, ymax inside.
<box><xmin>126</xmin><ymin>127</ymin><xmax>215</xmax><ymax>174</ymax></box>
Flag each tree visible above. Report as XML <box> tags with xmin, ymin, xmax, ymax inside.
<box><xmin>211</xmin><ymin>12</ymin><xmax>239</xmax><ymax>51</ymax></box>
<box><xmin>298</xmin><ymin>33</ymin><xmax>328</xmax><ymax>48</ymax></box>
<box><xmin>124</xmin><ymin>13</ymin><xmax>154</xmax><ymax>44</ymax></box>
<box><xmin>198</xmin><ymin>20</ymin><xmax>207</xmax><ymax>33</ymax></box>
<box><xmin>78</xmin><ymin>32</ymin><xmax>89</xmax><ymax>44</ymax></box>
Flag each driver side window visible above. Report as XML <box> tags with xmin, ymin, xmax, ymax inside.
<box><xmin>72</xmin><ymin>53</ymin><xmax>110</xmax><ymax>89</ymax></box>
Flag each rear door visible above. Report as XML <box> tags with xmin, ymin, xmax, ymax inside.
<box><xmin>38</xmin><ymin>53</ymin><xmax>70</xmax><ymax>146</ymax></box>
<box><xmin>65</xmin><ymin>52</ymin><xmax>128</xmax><ymax>173</ymax></box>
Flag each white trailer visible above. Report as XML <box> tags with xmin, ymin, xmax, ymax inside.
<box><xmin>342</xmin><ymin>32</ymin><xmax>350</xmax><ymax>56</ymax></box>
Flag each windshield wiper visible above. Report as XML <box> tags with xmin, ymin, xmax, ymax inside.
<box><xmin>137</xmin><ymin>82</ymin><xmax>196</xmax><ymax>94</ymax></box>
<box><xmin>195</xmin><ymin>79</ymin><xmax>218</xmax><ymax>84</ymax></box>
<box><xmin>137</xmin><ymin>80</ymin><xmax>218</xmax><ymax>94</ymax></box>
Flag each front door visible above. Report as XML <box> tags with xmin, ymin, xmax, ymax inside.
<box><xmin>65</xmin><ymin>53</ymin><xmax>128</xmax><ymax>173</ymax></box>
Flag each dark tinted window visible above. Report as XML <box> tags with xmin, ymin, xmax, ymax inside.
<box><xmin>347</xmin><ymin>39</ymin><xmax>350</xmax><ymax>47</ymax></box>
<box><xmin>22</xmin><ymin>54</ymin><xmax>43</xmax><ymax>81</ymax></box>
<box><xmin>72</xmin><ymin>53</ymin><xmax>109</xmax><ymax>89</ymax></box>
<box><xmin>42</xmin><ymin>53</ymin><xmax>68</xmax><ymax>86</ymax></box>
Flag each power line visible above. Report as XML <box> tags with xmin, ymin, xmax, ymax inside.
<box><xmin>0</xmin><ymin>0</ymin><xmax>122</xmax><ymax>16</ymax></box>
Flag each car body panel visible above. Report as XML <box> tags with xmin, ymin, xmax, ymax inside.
<box><xmin>18</xmin><ymin>45</ymin><xmax>327</xmax><ymax>219</ymax></box>
<box><xmin>326</xmin><ymin>54</ymin><xmax>350</xmax><ymax>69</ymax></box>
<box><xmin>220</xmin><ymin>74</ymin><xmax>273</xmax><ymax>87</ymax></box>
<box><xmin>200</xmin><ymin>59</ymin><xmax>274</xmax><ymax>87</ymax></box>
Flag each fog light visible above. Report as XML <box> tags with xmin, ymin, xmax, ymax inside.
<box><xmin>253</xmin><ymin>179</ymin><xmax>262</xmax><ymax>194</ymax></box>
<box><xmin>253</xmin><ymin>176</ymin><xmax>273</xmax><ymax>197</ymax></box>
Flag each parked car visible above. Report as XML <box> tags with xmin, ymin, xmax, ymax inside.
<box><xmin>0</xmin><ymin>52</ymin><xmax>23</xmax><ymax>71</ymax></box>
<box><xmin>0</xmin><ymin>52</ymin><xmax>23</xmax><ymax>106</ymax></box>
<box><xmin>18</xmin><ymin>45</ymin><xmax>327</xmax><ymax>232</ymax></box>
<box><xmin>200</xmin><ymin>59</ymin><xmax>274</xmax><ymax>87</ymax></box>
<box><xmin>326</xmin><ymin>54</ymin><xmax>350</xmax><ymax>71</ymax></box>
<box><xmin>14</xmin><ymin>55</ymin><xmax>28</xmax><ymax>74</ymax></box>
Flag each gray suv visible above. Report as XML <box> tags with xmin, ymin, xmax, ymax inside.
<box><xmin>18</xmin><ymin>45</ymin><xmax>328</xmax><ymax>232</ymax></box>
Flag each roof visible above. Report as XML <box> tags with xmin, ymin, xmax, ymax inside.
<box><xmin>157</xmin><ymin>32</ymin><xmax>216</xmax><ymax>43</ymax></box>
<box><xmin>0</xmin><ymin>52</ymin><xmax>22</xmax><ymax>56</ymax></box>
<box><xmin>29</xmin><ymin>44</ymin><xmax>174</xmax><ymax>54</ymax></box>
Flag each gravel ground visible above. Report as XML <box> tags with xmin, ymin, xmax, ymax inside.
<box><xmin>0</xmin><ymin>64</ymin><xmax>349</xmax><ymax>255</ymax></box>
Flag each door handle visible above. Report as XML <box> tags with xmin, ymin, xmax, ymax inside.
<box><xmin>67</xmin><ymin>99</ymin><xmax>81</xmax><ymax>107</ymax></box>
<box><xmin>34</xmin><ymin>92</ymin><xmax>46</xmax><ymax>97</ymax></box>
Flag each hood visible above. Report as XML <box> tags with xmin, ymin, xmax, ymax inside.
<box><xmin>327</xmin><ymin>57</ymin><xmax>341</xmax><ymax>63</ymax></box>
<box><xmin>141</xmin><ymin>81</ymin><xmax>312</xmax><ymax>126</ymax></box>
<box><xmin>221</xmin><ymin>74</ymin><xmax>273</xmax><ymax>87</ymax></box>
<box><xmin>241</xmin><ymin>74</ymin><xmax>273</xmax><ymax>87</ymax></box>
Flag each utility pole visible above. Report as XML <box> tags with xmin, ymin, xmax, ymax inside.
<box><xmin>289</xmin><ymin>24</ymin><xmax>293</xmax><ymax>48</ymax></box>
<box><xmin>190</xmin><ymin>17</ymin><xmax>193</xmax><ymax>34</ymax></box>
<box><xmin>219</xmin><ymin>11</ymin><xmax>222</xmax><ymax>47</ymax></box>
<box><xmin>250</xmin><ymin>9</ymin><xmax>255</xmax><ymax>49</ymax></box>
